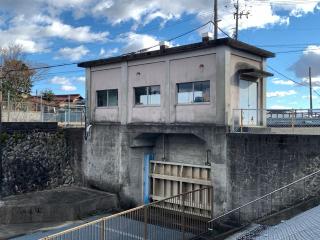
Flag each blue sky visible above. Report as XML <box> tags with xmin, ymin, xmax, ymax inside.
<box><xmin>1</xmin><ymin>0</ymin><xmax>320</xmax><ymax>109</ymax></box>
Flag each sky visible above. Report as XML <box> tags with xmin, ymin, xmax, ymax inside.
<box><xmin>1</xmin><ymin>0</ymin><xmax>320</xmax><ymax>109</ymax></box>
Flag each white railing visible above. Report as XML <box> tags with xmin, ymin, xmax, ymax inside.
<box><xmin>0</xmin><ymin>101</ymin><xmax>85</xmax><ymax>127</ymax></box>
<box><xmin>232</xmin><ymin>109</ymin><xmax>320</xmax><ymax>133</ymax></box>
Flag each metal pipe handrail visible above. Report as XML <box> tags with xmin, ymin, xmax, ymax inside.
<box><xmin>233</xmin><ymin>108</ymin><xmax>320</xmax><ymax>111</ymax></box>
<box><xmin>42</xmin><ymin>186</ymin><xmax>212</xmax><ymax>239</ymax></box>
<box><xmin>208</xmin><ymin>169</ymin><xmax>320</xmax><ymax>223</ymax></box>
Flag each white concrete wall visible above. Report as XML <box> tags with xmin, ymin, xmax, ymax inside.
<box><xmin>228</xmin><ymin>51</ymin><xmax>264</xmax><ymax>125</ymax></box>
<box><xmin>170</xmin><ymin>54</ymin><xmax>217</xmax><ymax>123</ymax></box>
<box><xmin>91</xmin><ymin>65</ymin><xmax>122</xmax><ymax>122</ymax></box>
<box><xmin>128</xmin><ymin>61</ymin><xmax>165</xmax><ymax>123</ymax></box>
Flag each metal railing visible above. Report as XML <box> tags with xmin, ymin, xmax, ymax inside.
<box><xmin>40</xmin><ymin>187</ymin><xmax>212</xmax><ymax>240</ymax></box>
<box><xmin>232</xmin><ymin>108</ymin><xmax>320</xmax><ymax>132</ymax></box>
<box><xmin>0</xmin><ymin>101</ymin><xmax>85</xmax><ymax>127</ymax></box>
<box><xmin>204</xmin><ymin>169</ymin><xmax>320</xmax><ymax>238</ymax></box>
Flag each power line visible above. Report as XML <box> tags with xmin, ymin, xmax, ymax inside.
<box><xmin>267</xmin><ymin>65</ymin><xmax>320</xmax><ymax>97</ymax></box>
<box><xmin>136</xmin><ymin>21</ymin><xmax>213</xmax><ymax>53</ymax></box>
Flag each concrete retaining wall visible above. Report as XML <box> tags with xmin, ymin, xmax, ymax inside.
<box><xmin>228</xmin><ymin>133</ymin><xmax>320</xmax><ymax>210</ymax></box>
<box><xmin>83</xmin><ymin>123</ymin><xmax>228</xmax><ymax>212</ymax></box>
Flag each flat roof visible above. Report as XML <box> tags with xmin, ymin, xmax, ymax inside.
<box><xmin>78</xmin><ymin>37</ymin><xmax>275</xmax><ymax>68</ymax></box>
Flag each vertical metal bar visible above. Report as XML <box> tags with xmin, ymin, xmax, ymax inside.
<box><xmin>240</xmin><ymin>109</ymin><xmax>243</xmax><ymax>133</ymax></box>
<box><xmin>144</xmin><ymin>206</ymin><xmax>148</xmax><ymax>240</ymax></box>
<box><xmin>182</xmin><ymin>192</ymin><xmax>186</xmax><ymax>240</ymax></box>
<box><xmin>101</xmin><ymin>220</ymin><xmax>105</xmax><ymax>240</ymax></box>
<box><xmin>291</xmin><ymin>109</ymin><xmax>294</xmax><ymax>129</ymax></box>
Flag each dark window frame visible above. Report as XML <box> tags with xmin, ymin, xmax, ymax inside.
<box><xmin>96</xmin><ymin>89</ymin><xmax>118</xmax><ymax>107</ymax></box>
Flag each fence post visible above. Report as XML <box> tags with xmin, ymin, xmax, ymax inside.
<box><xmin>7</xmin><ymin>91</ymin><xmax>10</xmax><ymax>122</ymax></box>
<box><xmin>100</xmin><ymin>220</ymin><xmax>106</xmax><ymax>240</ymax></box>
<box><xmin>144</xmin><ymin>206</ymin><xmax>148</xmax><ymax>240</ymax></box>
<box><xmin>291</xmin><ymin>109</ymin><xmax>294</xmax><ymax>129</ymax></box>
<box><xmin>240</xmin><ymin>109</ymin><xmax>243</xmax><ymax>133</ymax></box>
<box><xmin>182</xmin><ymin>192</ymin><xmax>186</xmax><ymax>240</ymax></box>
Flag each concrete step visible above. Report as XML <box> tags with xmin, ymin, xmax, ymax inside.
<box><xmin>0</xmin><ymin>186</ymin><xmax>118</xmax><ymax>224</ymax></box>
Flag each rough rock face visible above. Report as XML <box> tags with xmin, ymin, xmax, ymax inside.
<box><xmin>1</xmin><ymin>130</ymin><xmax>76</xmax><ymax>197</ymax></box>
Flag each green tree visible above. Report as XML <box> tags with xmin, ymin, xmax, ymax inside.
<box><xmin>41</xmin><ymin>89</ymin><xmax>55</xmax><ymax>102</ymax></box>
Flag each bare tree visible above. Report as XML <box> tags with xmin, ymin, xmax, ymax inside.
<box><xmin>0</xmin><ymin>44</ymin><xmax>47</xmax><ymax>103</ymax></box>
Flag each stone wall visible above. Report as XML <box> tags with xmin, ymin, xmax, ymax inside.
<box><xmin>228</xmin><ymin>133</ymin><xmax>320</xmax><ymax>212</ymax></box>
<box><xmin>0</xmin><ymin>124</ymin><xmax>84</xmax><ymax>197</ymax></box>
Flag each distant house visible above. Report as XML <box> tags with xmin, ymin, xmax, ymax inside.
<box><xmin>26</xmin><ymin>94</ymin><xmax>85</xmax><ymax>110</ymax></box>
<box><xmin>53</xmin><ymin>94</ymin><xmax>85</xmax><ymax>108</ymax></box>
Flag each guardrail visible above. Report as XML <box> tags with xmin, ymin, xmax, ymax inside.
<box><xmin>232</xmin><ymin>109</ymin><xmax>320</xmax><ymax>132</ymax></box>
<box><xmin>203</xmin><ymin>169</ymin><xmax>320</xmax><ymax>238</ymax></box>
<box><xmin>41</xmin><ymin>187</ymin><xmax>212</xmax><ymax>240</ymax></box>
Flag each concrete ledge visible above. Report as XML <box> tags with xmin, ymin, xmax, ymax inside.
<box><xmin>0</xmin><ymin>187</ymin><xmax>118</xmax><ymax>224</ymax></box>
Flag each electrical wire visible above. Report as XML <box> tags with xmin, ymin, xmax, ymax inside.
<box><xmin>267</xmin><ymin>65</ymin><xmax>320</xmax><ymax>97</ymax></box>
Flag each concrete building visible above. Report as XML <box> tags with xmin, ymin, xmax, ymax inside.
<box><xmin>78</xmin><ymin>36</ymin><xmax>274</xmax><ymax>214</ymax></box>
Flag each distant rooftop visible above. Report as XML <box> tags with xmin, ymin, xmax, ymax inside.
<box><xmin>78</xmin><ymin>37</ymin><xmax>275</xmax><ymax>68</ymax></box>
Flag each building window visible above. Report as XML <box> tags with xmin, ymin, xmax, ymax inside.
<box><xmin>97</xmin><ymin>89</ymin><xmax>118</xmax><ymax>107</ymax></box>
<box><xmin>135</xmin><ymin>85</ymin><xmax>160</xmax><ymax>105</ymax></box>
<box><xmin>177</xmin><ymin>81</ymin><xmax>210</xmax><ymax>104</ymax></box>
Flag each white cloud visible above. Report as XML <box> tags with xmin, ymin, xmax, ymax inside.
<box><xmin>302</xmin><ymin>95</ymin><xmax>318</xmax><ymax>99</ymax></box>
<box><xmin>0</xmin><ymin>0</ymin><xmax>319</xmax><ymax>53</ymax></box>
<box><xmin>76</xmin><ymin>76</ymin><xmax>85</xmax><ymax>82</ymax></box>
<box><xmin>61</xmin><ymin>85</ymin><xmax>77</xmax><ymax>91</ymax></box>
<box><xmin>271</xmin><ymin>78</ymin><xmax>295</xmax><ymax>86</ymax></box>
<box><xmin>120</xmin><ymin>32</ymin><xmax>160</xmax><ymax>53</ymax></box>
<box><xmin>88</xmin><ymin>0</ymin><xmax>320</xmax><ymax>34</ymax></box>
<box><xmin>0</xmin><ymin>14</ymin><xmax>108</xmax><ymax>53</ymax></box>
<box><xmin>51</xmin><ymin>76</ymin><xmax>70</xmax><ymax>85</ymax></box>
<box><xmin>267</xmin><ymin>90</ymin><xmax>297</xmax><ymax>97</ymax></box>
<box><xmin>302</xmin><ymin>76</ymin><xmax>320</xmax><ymax>86</ymax></box>
<box><xmin>269</xmin><ymin>105</ymin><xmax>293</xmax><ymax>109</ymax></box>
<box><xmin>56</xmin><ymin>45</ymin><xmax>89</xmax><ymax>61</ymax></box>
<box><xmin>50</xmin><ymin>76</ymin><xmax>77</xmax><ymax>92</ymax></box>
<box><xmin>99</xmin><ymin>47</ymin><xmax>119</xmax><ymax>58</ymax></box>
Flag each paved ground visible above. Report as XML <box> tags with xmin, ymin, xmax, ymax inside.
<box><xmin>8</xmin><ymin>215</ymin><xmax>192</xmax><ymax>240</ymax></box>
<box><xmin>255</xmin><ymin>204</ymin><xmax>320</xmax><ymax>240</ymax></box>
<box><xmin>229</xmin><ymin>204</ymin><xmax>320</xmax><ymax>240</ymax></box>
<box><xmin>7</xmin><ymin>214</ymin><xmax>110</xmax><ymax>240</ymax></box>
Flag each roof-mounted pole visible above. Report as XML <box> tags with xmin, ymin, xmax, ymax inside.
<box><xmin>214</xmin><ymin>0</ymin><xmax>218</xmax><ymax>39</ymax></box>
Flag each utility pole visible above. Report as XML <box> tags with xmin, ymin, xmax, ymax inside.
<box><xmin>309</xmin><ymin>67</ymin><xmax>313</xmax><ymax>110</ymax></box>
<box><xmin>214</xmin><ymin>0</ymin><xmax>218</xmax><ymax>39</ymax></box>
<box><xmin>233</xmin><ymin>0</ymin><xmax>250</xmax><ymax>40</ymax></box>
<box><xmin>234</xmin><ymin>0</ymin><xmax>239</xmax><ymax>40</ymax></box>
<box><xmin>0</xmin><ymin>70</ymin><xmax>3</xmax><ymax>199</ymax></box>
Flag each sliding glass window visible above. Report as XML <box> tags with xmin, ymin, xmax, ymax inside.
<box><xmin>135</xmin><ymin>85</ymin><xmax>160</xmax><ymax>105</ymax></box>
<box><xmin>177</xmin><ymin>81</ymin><xmax>210</xmax><ymax>104</ymax></box>
<box><xmin>97</xmin><ymin>89</ymin><xmax>118</xmax><ymax>107</ymax></box>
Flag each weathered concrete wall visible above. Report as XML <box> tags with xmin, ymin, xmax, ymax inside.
<box><xmin>0</xmin><ymin>124</ymin><xmax>84</xmax><ymax>197</ymax></box>
<box><xmin>228</xmin><ymin>133</ymin><xmax>320</xmax><ymax>210</ymax></box>
<box><xmin>83</xmin><ymin>123</ymin><xmax>228</xmax><ymax>212</ymax></box>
